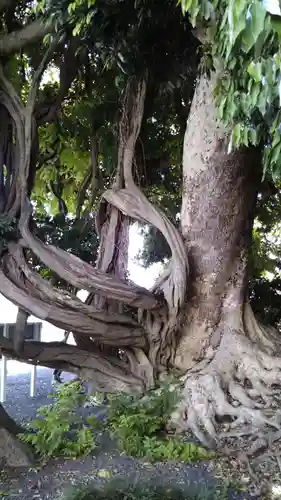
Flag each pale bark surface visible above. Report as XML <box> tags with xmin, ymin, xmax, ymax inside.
<box><xmin>0</xmin><ymin>428</ymin><xmax>34</xmax><ymax>467</ymax></box>
<box><xmin>0</xmin><ymin>404</ymin><xmax>34</xmax><ymax>468</ymax></box>
<box><xmin>177</xmin><ymin>73</ymin><xmax>261</xmax><ymax>370</ymax></box>
<box><xmin>169</xmin><ymin>73</ymin><xmax>281</xmax><ymax>453</ymax></box>
<box><xmin>0</xmin><ymin>20</ymin><xmax>51</xmax><ymax>56</ymax></box>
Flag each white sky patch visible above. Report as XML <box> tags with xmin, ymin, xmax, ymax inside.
<box><xmin>40</xmin><ymin>64</ymin><xmax>60</xmax><ymax>88</ymax></box>
<box><xmin>263</xmin><ymin>0</ymin><xmax>281</xmax><ymax>15</ymax></box>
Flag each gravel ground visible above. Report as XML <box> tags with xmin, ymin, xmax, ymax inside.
<box><xmin>0</xmin><ymin>369</ymin><xmax>257</xmax><ymax>500</ymax></box>
<box><xmin>3</xmin><ymin>368</ymin><xmax>76</xmax><ymax>424</ymax></box>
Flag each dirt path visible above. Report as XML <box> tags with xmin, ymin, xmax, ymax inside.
<box><xmin>1</xmin><ymin>448</ymin><xmax>255</xmax><ymax>500</ymax></box>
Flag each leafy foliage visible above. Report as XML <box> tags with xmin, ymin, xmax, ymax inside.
<box><xmin>41</xmin><ymin>0</ymin><xmax>198</xmax><ymax>81</ymax></box>
<box><xmin>181</xmin><ymin>0</ymin><xmax>281</xmax><ymax>179</ymax></box>
<box><xmin>136</xmin><ymin>225</ymin><xmax>172</xmax><ymax>268</ymax></box>
<box><xmin>250</xmin><ymin>276</ymin><xmax>281</xmax><ymax>327</ymax></box>
<box><xmin>35</xmin><ymin>0</ymin><xmax>196</xmax><ymax>213</ymax></box>
<box><xmin>107</xmin><ymin>381</ymin><xmax>214</xmax><ymax>462</ymax></box>
<box><xmin>247</xmin><ymin>182</ymin><xmax>281</xmax><ymax>326</ymax></box>
<box><xmin>20</xmin><ymin>381</ymin><xmax>101</xmax><ymax>459</ymax></box>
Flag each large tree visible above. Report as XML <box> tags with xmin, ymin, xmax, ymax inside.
<box><xmin>0</xmin><ymin>0</ymin><xmax>281</xmax><ymax>458</ymax></box>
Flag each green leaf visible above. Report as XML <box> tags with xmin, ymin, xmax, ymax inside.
<box><xmin>249</xmin><ymin>128</ymin><xmax>258</xmax><ymax>145</ymax></box>
<box><xmin>271</xmin><ymin>17</ymin><xmax>281</xmax><ymax>37</ymax></box>
<box><xmin>250</xmin><ymin>2</ymin><xmax>267</xmax><ymax>43</ymax></box>
<box><xmin>227</xmin><ymin>0</ymin><xmax>247</xmax><ymax>46</ymax></box>
<box><xmin>257</xmin><ymin>91</ymin><xmax>268</xmax><ymax>115</ymax></box>
<box><xmin>232</xmin><ymin>123</ymin><xmax>242</xmax><ymax>147</ymax></box>
<box><xmin>270</xmin><ymin>141</ymin><xmax>281</xmax><ymax>165</ymax></box>
<box><xmin>247</xmin><ymin>61</ymin><xmax>263</xmax><ymax>82</ymax></box>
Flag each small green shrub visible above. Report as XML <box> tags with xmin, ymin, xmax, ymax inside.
<box><xmin>107</xmin><ymin>380</ymin><xmax>214</xmax><ymax>462</ymax></box>
<box><xmin>61</xmin><ymin>480</ymin><xmax>220</xmax><ymax>500</ymax></box>
<box><xmin>20</xmin><ymin>380</ymin><xmax>101</xmax><ymax>459</ymax></box>
<box><xmin>141</xmin><ymin>436</ymin><xmax>214</xmax><ymax>462</ymax></box>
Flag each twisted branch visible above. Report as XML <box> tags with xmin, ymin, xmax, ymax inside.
<box><xmin>0</xmin><ymin>20</ymin><xmax>52</xmax><ymax>56</ymax></box>
<box><xmin>0</xmin><ymin>264</ymin><xmax>146</xmax><ymax>347</ymax></box>
<box><xmin>104</xmin><ymin>187</ymin><xmax>188</xmax><ymax>316</ymax></box>
<box><xmin>19</xmin><ymin>203</ymin><xmax>161</xmax><ymax>309</ymax></box>
<box><xmin>0</xmin><ymin>336</ymin><xmax>146</xmax><ymax>393</ymax></box>
<box><xmin>104</xmin><ymin>75</ymin><xmax>189</xmax><ymax>323</ymax></box>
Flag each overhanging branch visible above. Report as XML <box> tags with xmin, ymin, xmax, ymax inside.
<box><xmin>0</xmin><ymin>20</ymin><xmax>52</xmax><ymax>56</ymax></box>
<box><xmin>19</xmin><ymin>201</ymin><xmax>162</xmax><ymax>309</ymax></box>
<box><xmin>0</xmin><ymin>337</ymin><xmax>146</xmax><ymax>393</ymax></box>
<box><xmin>7</xmin><ymin>243</ymin><xmax>144</xmax><ymax>330</ymax></box>
<box><xmin>0</xmin><ymin>266</ymin><xmax>147</xmax><ymax>347</ymax></box>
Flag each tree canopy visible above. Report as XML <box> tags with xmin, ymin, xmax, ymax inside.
<box><xmin>0</xmin><ymin>0</ymin><xmax>280</xmax><ymax>332</ymax></box>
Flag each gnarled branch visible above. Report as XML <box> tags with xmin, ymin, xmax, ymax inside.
<box><xmin>0</xmin><ymin>20</ymin><xmax>52</xmax><ymax>56</ymax></box>
<box><xmin>98</xmin><ymin>75</ymin><xmax>188</xmax><ymax>368</ymax></box>
<box><xmin>0</xmin><ymin>336</ymin><xmax>146</xmax><ymax>393</ymax></box>
<box><xmin>8</xmin><ymin>243</ymin><xmax>145</xmax><ymax>330</ymax></box>
<box><xmin>104</xmin><ymin>187</ymin><xmax>188</xmax><ymax>315</ymax></box>
<box><xmin>104</xmin><ymin>76</ymin><xmax>189</xmax><ymax>317</ymax></box>
<box><xmin>0</xmin><ymin>262</ymin><xmax>146</xmax><ymax>348</ymax></box>
<box><xmin>19</xmin><ymin>201</ymin><xmax>162</xmax><ymax>309</ymax></box>
<box><xmin>76</xmin><ymin>136</ymin><xmax>99</xmax><ymax>219</ymax></box>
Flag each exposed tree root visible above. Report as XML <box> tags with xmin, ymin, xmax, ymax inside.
<box><xmin>171</xmin><ymin>321</ymin><xmax>281</xmax><ymax>454</ymax></box>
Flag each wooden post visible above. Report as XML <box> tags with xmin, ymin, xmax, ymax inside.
<box><xmin>29</xmin><ymin>323</ymin><xmax>41</xmax><ymax>398</ymax></box>
<box><xmin>30</xmin><ymin>365</ymin><xmax>36</xmax><ymax>398</ymax></box>
<box><xmin>0</xmin><ymin>322</ymin><xmax>42</xmax><ymax>401</ymax></box>
<box><xmin>0</xmin><ymin>324</ymin><xmax>8</xmax><ymax>403</ymax></box>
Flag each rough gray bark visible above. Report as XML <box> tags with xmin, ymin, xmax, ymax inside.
<box><xmin>0</xmin><ymin>404</ymin><xmax>24</xmax><ymax>436</ymax></box>
<box><xmin>0</xmin><ymin>20</ymin><xmax>52</xmax><ymax>56</ymax></box>
<box><xmin>0</xmin><ymin>404</ymin><xmax>34</xmax><ymax>468</ymax></box>
<box><xmin>14</xmin><ymin>308</ymin><xmax>29</xmax><ymax>354</ymax></box>
<box><xmin>176</xmin><ymin>72</ymin><xmax>261</xmax><ymax>370</ymax></box>
<box><xmin>0</xmin><ymin>336</ymin><xmax>146</xmax><ymax>393</ymax></box>
<box><xmin>0</xmin><ymin>428</ymin><xmax>34</xmax><ymax>468</ymax></box>
<box><xmin>170</xmin><ymin>72</ymin><xmax>281</xmax><ymax>453</ymax></box>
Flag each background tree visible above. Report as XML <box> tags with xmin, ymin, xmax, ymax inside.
<box><xmin>0</xmin><ymin>0</ymin><xmax>281</xmax><ymax>460</ymax></box>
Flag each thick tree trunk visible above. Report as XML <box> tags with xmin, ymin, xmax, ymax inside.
<box><xmin>176</xmin><ymin>72</ymin><xmax>261</xmax><ymax>371</ymax></box>
<box><xmin>171</xmin><ymin>72</ymin><xmax>281</xmax><ymax>452</ymax></box>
